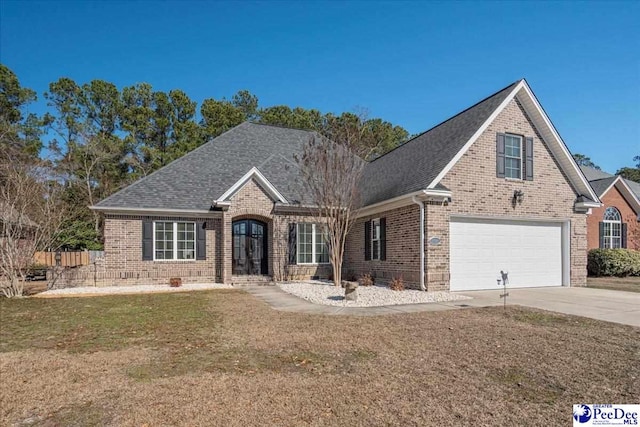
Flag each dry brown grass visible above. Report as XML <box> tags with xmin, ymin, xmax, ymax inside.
<box><xmin>587</xmin><ymin>276</ymin><xmax>640</xmax><ymax>293</ymax></box>
<box><xmin>1</xmin><ymin>289</ymin><xmax>638</xmax><ymax>426</ymax></box>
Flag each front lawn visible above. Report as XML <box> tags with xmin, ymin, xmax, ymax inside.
<box><xmin>1</xmin><ymin>290</ymin><xmax>638</xmax><ymax>426</ymax></box>
<box><xmin>587</xmin><ymin>276</ymin><xmax>640</xmax><ymax>293</ymax></box>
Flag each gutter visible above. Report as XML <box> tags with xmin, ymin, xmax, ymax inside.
<box><xmin>89</xmin><ymin>206</ymin><xmax>221</xmax><ymax>216</ymax></box>
<box><xmin>357</xmin><ymin>188</ymin><xmax>452</xmax><ymax>218</ymax></box>
<box><xmin>412</xmin><ymin>196</ymin><xmax>426</xmax><ymax>291</ymax></box>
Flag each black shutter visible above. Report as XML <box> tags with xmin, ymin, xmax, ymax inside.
<box><xmin>364</xmin><ymin>220</ymin><xmax>371</xmax><ymax>261</ymax></box>
<box><xmin>496</xmin><ymin>133</ymin><xmax>505</xmax><ymax>178</ymax></box>
<box><xmin>380</xmin><ymin>217</ymin><xmax>386</xmax><ymax>261</ymax></box>
<box><xmin>196</xmin><ymin>221</ymin><xmax>206</xmax><ymax>260</ymax></box>
<box><xmin>524</xmin><ymin>137</ymin><xmax>534</xmax><ymax>181</ymax></box>
<box><xmin>142</xmin><ymin>220</ymin><xmax>153</xmax><ymax>260</ymax></box>
<box><xmin>288</xmin><ymin>223</ymin><xmax>297</xmax><ymax>264</ymax></box>
<box><xmin>599</xmin><ymin>222</ymin><xmax>605</xmax><ymax>248</ymax></box>
<box><xmin>621</xmin><ymin>223</ymin><xmax>627</xmax><ymax>249</ymax></box>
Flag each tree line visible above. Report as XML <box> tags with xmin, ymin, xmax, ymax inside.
<box><xmin>1</xmin><ymin>64</ymin><xmax>410</xmax><ymax>250</ymax></box>
<box><xmin>573</xmin><ymin>153</ymin><xmax>640</xmax><ymax>183</ymax></box>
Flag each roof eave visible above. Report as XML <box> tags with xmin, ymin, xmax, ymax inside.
<box><xmin>357</xmin><ymin>188</ymin><xmax>453</xmax><ymax>218</ymax></box>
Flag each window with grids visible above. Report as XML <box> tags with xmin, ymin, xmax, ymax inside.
<box><xmin>371</xmin><ymin>218</ymin><xmax>381</xmax><ymax>260</ymax></box>
<box><xmin>297</xmin><ymin>223</ymin><xmax>329</xmax><ymax>264</ymax></box>
<box><xmin>504</xmin><ymin>134</ymin><xmax>522</xmax><ymax>179</ymax></box>
<box><xmin>602</xmin><ymin>207</ymin><xmax>622</xmax><ymax>248</ymax></box>
<box><xmin>154</xmin><ymin>221</ymin><xmax>196</xmax><ymax>260</ymax></box>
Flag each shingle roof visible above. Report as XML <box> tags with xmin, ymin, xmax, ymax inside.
<box><xmin>588</xmin><ymin>177</ymin><xmax>617</xmax><ymax>198</ymax></box>
<box><xmin>580</xmin><ymin>165</ymin><xmax>640</xmax><ymax>200</ymax></box>
<box><xmin>359</xmin><ymin>81</ymin><xmax>520</xmax><ymax>206</ymax></box>
<box><xmin>99</xmin><ymin>80</ymin><xmax>613</xmax><ymax>212</ymax></box>
<box><xmin>97</xmin><ymin>82</ymin><xmax>523</xmax><ymax>211</ymax></box>
<box><xmin>96</xmin><ymin>122</ymin><xmax>316</xmax><ymax>210</ymax></box>
<box><xmin>626</xmin><ymin>180</ymin><xmax>640</xmax><ymax>200</ymax></box>
<box><xmin>580</xmin><ymin>165</ymin><xmax>613</xmax><ymax>181</ymax></box>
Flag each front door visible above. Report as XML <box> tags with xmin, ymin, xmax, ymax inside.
<box><xmin>232</xmin><ymin>219</ymin><xmax>268</xmax><ymax>275</ymax></box>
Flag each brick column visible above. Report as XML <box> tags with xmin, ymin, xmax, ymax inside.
<box><xmin>222</xmin><ymin>211</ymin><xmax>233</xmax><ymax>283</ymax></box>
<box><xmin>425</xmin><ymin>202</ymin><xmax>451</xmax><ymax>291</ymax></box>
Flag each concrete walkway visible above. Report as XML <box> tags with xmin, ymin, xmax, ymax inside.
<box><xmin>245</xmin><ymin>285</ymin><xmax>640</xmax><ymax>326</ymax></box>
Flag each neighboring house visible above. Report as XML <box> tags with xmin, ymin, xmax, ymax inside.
<box><xmin>580</xmin><ymin>166</ymin><xmax>640</xmax><ymax>250</ymax></box>
<box><xmin>91</xmin><ymin>79</ymin><xmax>600</xmax><ymax>291</ymax></box>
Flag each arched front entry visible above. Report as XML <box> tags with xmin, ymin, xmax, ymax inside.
<box><xmin>232</xmin><ymin>219</ymin><xmax>268</xmax><ymax>275</ymax></box>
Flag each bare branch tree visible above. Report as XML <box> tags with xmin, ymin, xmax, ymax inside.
<box><xmin>296</xmin><ymin>134</ymin><xmax>365</xmax><ymax>286</ymax></box>
<box><xmin>0</xmin><ymin>148</ymin><xmax>67</xmax><ymax>297</ymax></box>
<box><xmin>74</xmin><ymin>132</ymin><xmax>121</xmax><ymax>237</ymax></box>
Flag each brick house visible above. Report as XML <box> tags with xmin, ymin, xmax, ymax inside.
<box><xmin>91</xmin><ymin>79</ymin><xmax>601</xmax><ymax>291</ymax></box>
<box><xmin>580</xmin><ymin>166</ymin><xmax>640</xmax><ymax>250</ymax></box>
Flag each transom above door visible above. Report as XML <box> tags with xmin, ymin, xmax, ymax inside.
<box><xmin>232</xmin><ymin>219</ymin><xmax>268</xmax><ymax>275</ymax></box>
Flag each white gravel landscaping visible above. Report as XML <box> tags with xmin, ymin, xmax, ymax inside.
<box><xmin>36</xmin><ymin>283</ymin><xmax>233</xmax><ymax>297</ymax></box>
<box><xmin>277</xmin><ymin>280</ymin><xmax>471</xmax><ymax>307</ymax></box>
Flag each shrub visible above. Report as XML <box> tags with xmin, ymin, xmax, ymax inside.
<box><xmin>359</xmin><ymin>273</ymin><xmax>375</xmax><ymax>287</ymax></box>
<box><xmin>587</xmin><ymin>249</ymin><xmax>640</xmax><ymax>277</ymax></box>
<box><xmin>389</xmin><ymin>275</ymin><xmax>405</xmax><ymax>291</ymax></box>
<box><xmin>169</xmin><ymin>277</ymin><xmax>182</xmax><ymax>287</ymax></box>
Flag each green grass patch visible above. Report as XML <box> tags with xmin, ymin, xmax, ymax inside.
<box><xmin>1</xmin><ymin>290</ymin><xmax>378</xmax><ymax>381</ymax></box>
<box><xmin>491</xmin><ymin>367</ymin><xmax>566</xmax><ymax>404</ymax></box>
<box><xmin>587</xmin><ymin>276</ymin><xmax>640</xmax><ymax>293</ymax></box>
<box><xmin>0</xmin><ymin>291</ymin><xmax>228</xmax><ymax>353</ymax></box>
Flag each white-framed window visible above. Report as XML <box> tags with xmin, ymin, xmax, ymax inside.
<box><xmin>504</xmin><ymin>134</ymin><xmax>522</xmax><ymax>179</ymax></box>
<box><xmin>297</xmin><ymin>223</ymin><xmax>329</xmax><ymax>264</ymax></box>
<box><xmin>154</xmin><ymin>221</ymin><xmax>196</xmax><ymax>260</ymax></box>
<box><xmin>371</xmin><ymin>218</ymin><xmax>381</xmax><ymax>260</ymax></box>
<box><xmin>602</xmin><ymin>207</ymin><xmax>622</xmax><ymax>249</ymax></box>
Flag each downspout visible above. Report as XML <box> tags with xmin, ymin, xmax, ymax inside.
<box><xmin>412</xmin><ymin>196</ymin><xmax>426</xmax><ymax>291</ymax></box>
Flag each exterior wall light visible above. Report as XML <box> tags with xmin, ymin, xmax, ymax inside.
<box><xmin>513</xmin><ymin>190</ymin><xmax>524</xmax><ymax>205</ymax></box>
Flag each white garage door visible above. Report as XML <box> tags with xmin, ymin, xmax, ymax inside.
<box><xmin>449</xmin><ymin>218</ymin><xmax>564</xmax><ymax>291</ymax></box>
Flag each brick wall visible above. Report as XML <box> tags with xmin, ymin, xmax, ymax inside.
<box><xmin>58</xmin><ymin>214</ymin><xmax>222</xmax><ymax>287</ymax></box>
<box><xmin>223</xmin><ymin>179</ymin><xmax>332</xmax><ymax>283</ymax></box>
<box><xmin>344</xmin><ymin>204</ymin><xmax>421</xmax><ymax>288</ymax></box>
<box><xmin>434</xmin><ymin>98</ymin><xmax>589</xmax><ymax>288</ymax></box>
<box><xmin>85</xmin><ymin>179</ymin><xmax>332</xmax><ymax>288</ymax></box>
<box><xmin>587</xmin><ymin>185</ymin><xmax>639</xmax><ymax>250</ymax></box>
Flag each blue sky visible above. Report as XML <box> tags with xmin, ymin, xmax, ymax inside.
<box><xmin>1</xmin><ymin>0</ymin><xmax>638</xmax><ymax>172</ymax></box>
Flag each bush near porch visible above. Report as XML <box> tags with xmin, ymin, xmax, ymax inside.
<box><xmin>587</xmin><ymin>249</ymin><xmax>640</xmax><ymax>277</ymax></box>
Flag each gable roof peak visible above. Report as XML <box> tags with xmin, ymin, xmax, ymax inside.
<box><xmin>360</xmin><ymin>78</ymin><xmax>600</xmax><ymax>207</ymax></box>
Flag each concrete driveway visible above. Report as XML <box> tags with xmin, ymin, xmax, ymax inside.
<box><xmin>455</xmin><ymin>287</ymin><xmax>640</xmax><ymax>327</ymax></box>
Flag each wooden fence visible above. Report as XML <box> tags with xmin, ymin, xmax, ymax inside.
<box><xmin>34</xmin><ymin>251</ymin><xmax>103</xmax><ymax>268</ymax></box>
